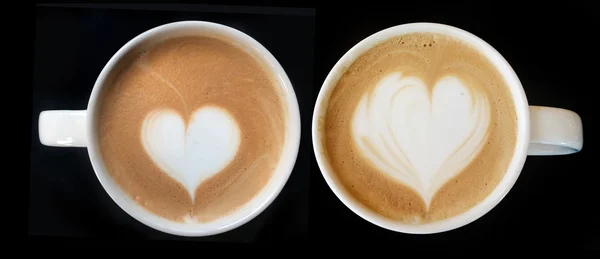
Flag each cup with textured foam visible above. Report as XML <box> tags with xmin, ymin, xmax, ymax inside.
<box><xmin>312</xmin><ymin>22</ymin><xmax>583</xmax><ymax>234</ymax></box>
<box><xmin>38</xmin><ymin>21</ymin><xmax>301</xmax><ymax>237</ymax></box>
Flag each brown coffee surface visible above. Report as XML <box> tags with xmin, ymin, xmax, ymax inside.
<box><xmin>321</xmin><ymin>33</ymin><xmax>517</xmax><ymax>224</ymax></box>
<box><xmin>98</xmin><ymin>36</ymin><xmax>286</xmax><ymax>222</ymax></box>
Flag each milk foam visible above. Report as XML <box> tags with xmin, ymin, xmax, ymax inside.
<box><xmin>99</xmin><ymin>36</ymin><xmax>286</xmax><ymax>223</ymax></box>
<box><xmin>141</xmin><ymin>106</ymin><xmax>241</xmax><ymax>200</ymax></box>
<box><xmin>352</xmin><ymin>72</ymin><xmax>491</xmax><ymax>207</ymax></box>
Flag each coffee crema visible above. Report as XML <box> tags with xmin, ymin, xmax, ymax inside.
<box><xmin>98</xmin><ymin>36</ymin><xmax>286</xmax><ymax>223</ymax></box>
<box><xmin>320</xmin><ymin>32</ymin><xmax>517</xmax><ymax>224</ymax></box>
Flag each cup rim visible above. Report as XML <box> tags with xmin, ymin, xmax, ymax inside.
<box><xmin>311</xmin><ymin>22</ymin><xmax>530</xmax><ymax>234</ymax></box>
<box><xmin>85</xmin><ymin>20</ymin><xmax>301</xmax><ymax>236</ymax></box>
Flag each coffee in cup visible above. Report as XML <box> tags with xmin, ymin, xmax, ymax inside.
<box><xmin>321</xmin><ymin>31</ymin><xmax>517</xmax><ymax>224</ymax></box>
<box><xmin>313</xmin><ymin>23</ymin><xmax>583</xmax><ymax>233</ymax></box>
<box><xmin>39</xmin><ymin>21</ymin><xmax>301</xmax><ymax>236</ymax></box>
<box><xmin>97</xmin><ymin>35</ymin><xmax>287</xmax><ymax>223</ymax></box>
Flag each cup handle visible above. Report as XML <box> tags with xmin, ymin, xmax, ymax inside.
<box><xmin>38</xmin><ymin>110</ymin><xmax>87</xmax><ymax>147</ymax></box>
<box><xmin>528</xmin><ymin>106</ymin><xmax>583</xmax><ymax>155</ymax></box>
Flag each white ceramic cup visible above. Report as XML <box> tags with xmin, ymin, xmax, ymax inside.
<box><xmin>37</xmin><ymin>21</ymin><xmax>301</xmax><ymax>237</ymax></box>
<box><xmin>312</xmin><ymin>22</ymin><xmax>583</xmax><ymax>234</ymax></box>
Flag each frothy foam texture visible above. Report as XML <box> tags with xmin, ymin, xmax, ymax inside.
<box><xmin>352</xmin><ymin>73</ymin><xmax>491</xmax><ymax>207</ymax></box>
<box><xmin>141</xmin><ymin>106</ymin><xmax>241</xmax><ymax>201</ymax></box>
<box><xmin>321</xmin><ymin>33</ymin><xmax>517</xmax><ymax>224</ymax></box>
<box><xmin>98</xmin><ymin>36</ymin><xmax>286</xmax><ymax>223</ymax></box>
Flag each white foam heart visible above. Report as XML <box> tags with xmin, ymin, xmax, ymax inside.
<box><xmin>352</xmin><ymin>72</ymin><xmax>491</xmax><ymax>208</ymax></box>
<box><xmin>141</xmin><ymin>106</ymin><xmax>241</xmax><ymax>201</ymax></box>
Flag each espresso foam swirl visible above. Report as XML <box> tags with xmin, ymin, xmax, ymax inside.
<box><xmin>352</xmin><ymin>72</ymin><xmax>491</xmax><ymax>207</ymax></box>
<box><xmin>141</xmin><ymin>106</ymin><xmax>241</xmax><ymax>201</ymax></box>
<box><xmin>98</xmin><ymin>36</ymin><xmax>286</xmax><ymax>223</ymax></box>
<box><xmin>322</xmin><ymin>33</ymin><xmax>517</xmax><ymax>223</ymax></box>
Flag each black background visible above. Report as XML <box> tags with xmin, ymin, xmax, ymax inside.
<box><xmin>30</xmin><ymin>3</ymin><xmax>313</xmax><ymax>242</ymax></box>
<box><xmin>29</xmin><ymin>2</ymin><xmax>596</xmax><ymax>246</ymax></box>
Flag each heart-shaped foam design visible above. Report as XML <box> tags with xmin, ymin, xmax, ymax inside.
<box><xmin>352</xmin><ymin>72</ymin><xmax>491</xmax><ymax>208</ymax></box>
<box><xmin>141</xmin><ymin>106</ymin><xmax>240</xmax><ymax>201</ymax></box>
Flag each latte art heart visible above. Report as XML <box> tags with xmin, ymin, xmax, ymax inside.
<box><xmin>141</xmin><ymin>106</ymin><xmax>241</xmax><ymax>201</ymax></box>
<box><xmin>352</xmin><ymin>72</ymin><xmax>491</xmax><ymax>207</ymax></box>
